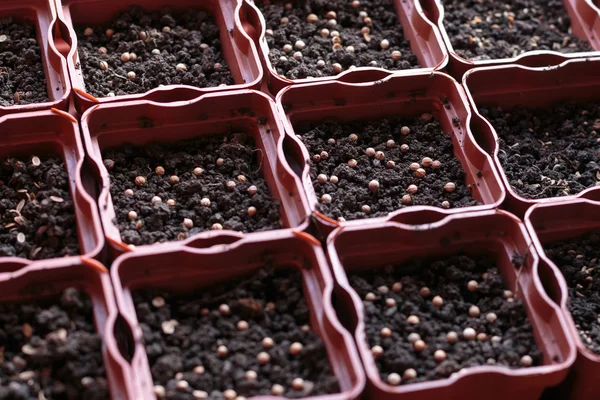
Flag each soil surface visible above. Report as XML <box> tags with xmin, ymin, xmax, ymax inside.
<box><xmin>544</xmin><ymin>232</ymin><xmax>600</xmax><ymax>355</ymax></box>
<box><xmin>0</xmin><ymin>288</ymin><xmax>108</xmax><ymax>399</ymax></box>
<box><xmin>441</xmin><ymin>0</ymin><xmax>592</xmax><ymax>61</ymax></box>
<box><xmin>349</xmin><ymin>254</ymin><xmax>542</xmax><ymax>385</ymax></box>
<box><xmin>295</xmin><ymin>115</ymin><xmax>479</xmax><ymax>221</ymax></box>
<box><xmin>75</xmin><ymin>7</ymin><xmax>234</xmax><ymax>98</ymax></box>
<box><xmin>0</xmin><ymin>18</ymin><xmax>49</xmax><ymax>106</ymax></box>
<box><xmin>105</xmin><ymin>134</ymin><xmax>281</xmax><ymax>245</ymax></box>
<box><xmin>0</xmin><ymin>155</ymin><xmax>80</xmax><ymax>260</ymax></box>
<box><xmin>479</xmin><ymin>102</ymin><xmax>600</xmax><ymax>199</ymax></box>
<box><xmin>134</xmin><ymin>267</ymin><xmax>339</xmax><ymax>399</ymax></box>
<box><xmin>258</xmin><ymin>0</ymin><xmax>420</xmax><ymax>79</ymax></box>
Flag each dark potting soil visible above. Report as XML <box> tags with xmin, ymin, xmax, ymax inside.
<box><xmin>441</xmin><ymin>0</ymin><xmax>592</xmax><ymax>61</ymax></box>
<box><xmin>105</xmin><ymin>134</ymin><xmax>281</xmax><ymax>245</ymax></box>
<box><xmin>0</xmin><ymin>288</ymin><xmax>108</xmax><ymax>399</ymax></box>
<box><xmin>479</xmin><ymin>102</ymin><xmax>600</xmax><ymax>199</ymax></box>
<box><xmin>75</xmin><ymin>7</ymin><xmax>234</xmax><ymax>98</ymax></box>
<box><xmin>134</xmin><ymin>267</ymin><xmax>339</xmax><ymax>399</ymax></box>
<box><xmin>296</xmin><ymin>115</ymin><xmax>479</xmax><ymax>221</ymax></box>
<box><xmin>0</xmin><ymin>155</ymin><xmax>80</xmax><ymax>260</ymax></box>
<box><xmin>544</xmin><ymin>232</ymin><xmax>600</xmax><ymax>355</ymax></box>
<box><xmin>0</xmin><ymin>18</ymin><xmax>49</xmax><ymax>107</ymax></box>
<box><xmin>258</xmin><ymin>0</ymin><xmax>420</xmax><ymax>79</ymax></box>
<box><xmin>349</xmin><ymin>254</ymin><xmax>542</xmax><ymax>385</ymax></box>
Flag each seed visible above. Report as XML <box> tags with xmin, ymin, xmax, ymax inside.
<box><xmin>386</xmin><ymin>139</ymin><xmax>395</xmax><ymax>148</ymax></box>
<box><xmin>167</xmin><ymin>199</ymin><xmax>176</xmax><ymax>206</ymax></box>
<box><xmin>223</xmin><ymin>390</ymin><xmax>237</xmax><ymax>400</ymax></box>
<box><xmin>317</xmin><ymin>174</ymin><xmax>328</xmax><ymax>184</ymax></box>
<box><xmin>407</xmin><ymin>315</ymin><xmax>419</xmax><ymax>324</ymax></box>
<box><xmin>320</xmin><ymin>28</ymin><xmax>330</xmax><ymax>37</ymax></box>
<box><xmin>392</xmin><ymin>282</ymin><xmax>402</xmax><ymax>292</ymax></box>
<box><xmin>169</xmin><ymin>176</ymin><xmax>180</xmax><ymax>185</ymax></box>
<box><xmin>176</xmin><ymin>380</ymin><xmax>189</xmax><ymax>391</ymax></box>
<box><xmin>216</xmin><ymin>158</ymin><xmax>224</xmax><ymax>166</ymax></box>
<box><xmin>420</xmin><ymin>287</ymin><xmax>431</xmax><ymax>297</ymax></box>
<box><xmin>391</xmin><ymin>50</ymin><xmax>402</xmax><ymax>61</ymax></box>
<box><xmin>347</xmin><ymin>159</ymin><xmax>358</xmax><ymax>168</ymax></box>
<box><xmin>416</xmin><ymin>168</ymin><xmax>426</xmax><ymax>178</ymax></box>
<box><xmin>504</xmin><ymin>290</ymin><xmax>513</xmax><ymax>299</ymax></box>
<box><xmin>372</xmin><ymin>151</ymin><xmax>384</xmax><ymax>161</ymax></box>
<box><xmin>217</xmin><ymin>345</ymin><xmax>228</xmax><ymax>356</ymax></box>
<box><xmin>447</xmin><ymin>331</ymin><xmax>458</xmax><ymax>343</ymax></box>
<box><xmin>444</xmin><ymin>182</ymin><xmax>456</xmax><ymax>193</ymax></box>
<box><xmin>161</xmin><ymin>319</ymin><xmax>178</xmax><ymax>334</ymax></box>
<box><xmin>371</xmin><ymin>345</ymin><xmax>384</xmax><ymax>358</ymax></box>
<box><xmin>422</xmin><ymin>157</ymin><xmax>433</xmax><ymax>167</ymax></box>
<box><xmin>280</xmin><ymin>17</ymin><xmax>289</xmax><ymax>24</ymax></box>
<box><xmin>320</xmin><ymin>151</ymin><xmax>329</xmax><ymax>160</ymax></box>
<box><xmin>400</xmin><ymin>126</ymin><xmax>410</xmax><ymax>136</ymax></box>
<box><xmin>385</xmin><ymin>161</ymin><xmax>395</xmax><ymax>169</ymax></box>
<box><xmin>257</xmin><ymin>351</ymin><xmax>271</xmax><ymax>365</ymax></box>
<box><xmin>326</xmin><ymin>10</ymin><xmax>337</xmax><ymax>19</ymax></box>
<box><xmin>293</xmin><ymin>51</ymin><xmax>303</xmax><ymax>60</ymax></box>
<box><xmin>346</xmin><ymin>46</ymin><xmax>355</xmax><ymax>53</ymax></box>
<box><xmin>154</xmin><ymin>385</ymin><xmax>166</xmax><ymax>398</ymax></box>
<box><xmin>152</xmin><ymin>296</ymin><xmax>165</xmax><ymax>308</ymax></box>
<box><xmin>290</xmin><ymin>342</ymin><xmax>304</xmax><ymax>355</ymax></box>
<box><xmin>16</xmin><ymin>232</ymin><xmax>25</xmax><ymax>243</ymax></box>
<box><xmin>432</xmin><ymin>295</ymin><xmax>443</xmax><ymax>307</ymax></box>
<box><xmin>386</xmin><ymin>298</ymin><xmax>396</xmax><ymax>307</ymax></box>
<box><xmin>247</xmin><ymin>206</ymin><xmax>257</xmax><ymax>217</ymax></box>
<box><xmin>295</xmin><ymin>40</ymin><xmax>306</xmax><ymax>50</ymax></box>
<box><xmin>193</xmin><ymin>365</ymin><xmax>205</xmax><ymax>375</ymax></box>
<box><xmin>463</xmin><ymin>327</ymin><xmax>476</xmax><ymax>340</ymax></box>
<box><xmin>521</xmin><ymin>355</ymin><xmax>533</xmax><ymax>367</ymax></box>
<box><xmin>441</xmin><ymin>201</ymin><xmax>450</xmax><ymax>209</ymax></box>
<box><xmin>193</xmin><ymin>390</ymin><xmax>208</xmax><ymax>399</ymax></box>
<box><xmin>271</xmin><ymin>384</ymin><xmax>284</xmax><ymax>396</ymax></box>
<box><xmin>365</xmin><ymin>147</ymin><xmax>376</xmax><ymax>157</ymax></box>
<box><xmin>125</xmin><ymin>189</ymin><xmax>134</xmax><ymax>196</ymax></box>
<box><xmin>84</xmin><ymin>27</ymin><xmax>93</xmax><ymax>36</ymax></box>
<box><xmin>362</xmin><ymin>205</ymin><xmax>371</xmax><ymax>214</ymax></box>
<box><xmin>434</xmin><ymin>349</ymin><xmax>447</xmax><ymax>362</ymax></box>
<box><xmin>127</xmin><ymin>211</ymin><xmax>137</xmax><ymax>221</ymax></box>
<box><xmin>469</xmin><ymin>305</ymin><xmax>480</xmax><ymax>317</ymax></box>
<box><xmin>330</xmin><ymin>175</ymin><xmax>339</xmax><ymax>184</ymax></box>
<box><xmin>183</xmin><ymin>218</ymin><xmax>193</xmax><ymax>229</ymax></box>
<box><xmin>486</xmin><ymin>313</ymin><xmax>498</xmax><ymax>323</ymax></box>
<box><xmin>403</xmin><ymin>368</ymin><xmax>417</xmax><ymax>380</ymax></box>
<box><xmin>225</xmin><ymin>180</ymin><xmax>237</xmax><ymax>191</ymax></box>
<box><xmin>321</xmin><ymin>194</ymin><xmax>332</xmax><ymax>204</ymax></box>
<box><xmin>219</xmin><ymin>304</ymin><xmax>231</xmax><ymax>315</ymax></box>
<box><xmin>432</xmin><ymin>160</ymin><xmax>441</xmax><ymax>169</ymax></box>
<box><xmin>467</xmin><ymin>280</ymin><xmax>478</xmax><ymax>292</ymax></box>
<box><xmin>491</xmin><ymin>335</ymin><xmax>502</xmax><ymax>343</ymax></box>
<box><xmin>414</xmin><ymin>340</ymin><xmax>426</xmax><ymax>352</ymax></box>
<box><xmin>121</xmin><ymin>52</ymin><xmax>130</xmax><ymax>62</ymax></box>
<box><xmin>152</xmin><ymin>166</ymin><xmax>165</xmax><ymax>176</ymax></box>
<box><xmin>152</xmin><ymin>196</ymin><xmax>162</xmax><ymax>205</ymax></box>
<box><xmin>364</xmin><ymin>292</ymin><xmax>376</xmax><ymax>302</ymax></box>
<box><xmin>127</xmin><ymin>71</ymin><xmax>136</xmax><ymax>80</ymax></box>
<box><xmin>332</xmin><ymin>63</ymin><xmax>343</xmax><ymax>73</ymax></box>
<box><xmin>407</xmin><ymin>333</ymin><xmax>421</xmax><ymax>344</ymax></box>
<box><xmin>99</xmin><ymin>60</ymin><xmax>109</xmax><ymax>70</ymax></box>
<box><xmin>408</xmin><ymin>163</ymin><xmax>419</xmax><ymax>172</ymax></box>
<box><xmin>477</xmin><ymin>333</ymin><xmax>488</xmax><ymax>342</ymax></box>
<box><xmin>245</xmin><ymin>370</ymin><xmax>257</xmax><ymax>381</ymax></box>
<box><xmin>190</xmin><ymin>167</ymin><xmax>203</xmax><ymax>177</ymax></box>
<box><xmin>307</xmin><ymin>13</ymin><xmax>319</xmax><ymax>23</ymax></box>
<box><xmin>383</xmin><ymin>372</ymin><xmax>401</xmax><ymax>386</ymax></box>
<box><xmin>317</xmin><ymin>60</ymin><xmax>326</xmax><ymax>68</ymax></box>
<box><xmin>174</xmin><ymin>63</ymin><xmax>188</xmax><ymax>72</ymax></box>
<box><xmin>247</xmin><ymin>185</ymin><xmax>258</xmax><ymax>196</ymax></box>
<box><xmin>262</xmin><ymin>337</ymin><xmax>275</xmax><ymax>349</ymax></box>
<box><xmin>103</xmin><ymin>159</ymin><xmax>115</xmax><ymax>169</ymax></box>
<box><xmin>368</xmin><ymin>180</ymin><xmax>380</xmax><ymax>192</ymax></box>
<box><xmin>400</xmin><ymin>144</ymin><xmax>410</xmax><ymax>153</ymax></box>
<box><xmin>381</xmin><ymin>327</ymin><xmax>392</xmax><ymax>337</ymax></box>
<box><xmin>380</xmin><ymin>39</ymin><xmax>390</xmax><ymax>49</ymax></box>
<box><xmin>283</xmin><ymin>44</ymin><xmax>293</xmax><ymax>53</ymax></box>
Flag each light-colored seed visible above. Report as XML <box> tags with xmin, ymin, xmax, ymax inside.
<box><xmin>407</xmin><ymin>315</ymin><xmax>419</xmax><ymax>324</ymax></box>
<box><xmin>127</xmin><ymin>71</ymin><xmax>136</xmax><ymax>80</ymax></box>
<box><xmin>262</xmin><ymin>337</ymin><xmax>274</xmax><ymax>349</ymax></box>
<box><xmin>84</xmin><ymin>27</ymin><xmax>93</xmax><ymax>36</ymax></box>
<box><xmin>380</xmin><ymin>39</ymin><xmax>390</xmax><ymax>49</ymax></box>
<box><xmin>183</xmin><ymin>218</ymin><xmax>193</xmax><ymax>229</ymax></box>
<box><xmin>176</xmin><ymin>63</ymin><xmax>187</xmax><ymax>72</ymax></box>
<box><xmin>332</xmin><ymin>63</ymin><xmax>342</xmax><ymax>73</ymax></box>
<box><xmin>223</xmin><ymin>389</ymin><xmax>237</xmax><ymax>400</ymax></box>
<box><xmin>467</xmin><ymin>280</ymin><xmax>479</xmax><ymax>291</ymax></box>
<box><xmin>432</xmin><ymin>295</ymin><xmax>443</xmax><ymax>307</ymax></box>
<box><xmin>99</xmin><ymin>60</ymin><xmax>108</xmax><ymax>70</ymax></box>
<box><xmin>152</xmin><ymin>296</ymin><xmax>165</xmax><ymax>308</ymax></box>
<box><xmin>387</xmin><ymin>372</ymin><xmax>401</xmax><ymax>385</ymax></box>
<box><xmin>121</xmin><ymin>52</ymin><xmax>130</xmax><ymax>62</ymax></box>
<box><xmin>381</xmin><ymin>327</ymin><xmax>392</xmax><ymax>337</ymax></box>
<box><xmin>271</xmin><ymin>384</ymin><xmax>285</xmax><ymax>396</ymax></box>
<box><xmin>413</xmin><ymin>340</ymin><xmax>426</xmax><ymax>352</ymax></box>
<box><xmin>444</xmin><ymin>182</ymin><xmax>456</xmax><ymax>193</ymax></box>
<box><xmin>245</xmin><ymin>370</ymin><xmax>257</xmax><ymax>380</ymax></box>
<box><xmin>217</xmin><ymin>345</ymin><xmax>229</xmax><ymax>356</ymax></box>
<box><xmin>469</xmin><ymin>305</ymin><xmax>480</xmax><ymax>317</ymax></box>
<box><xmin>128</xmin><ymin>211</ymin><xmax>137</xmax><ymax>221</ymax></box>
<box><xmin>463</xmin><ymin>327</ymin><xmax>476</xmax><ymax>340</ymax></box>
<box><xmin>292</xmin><ymin>378</ymin><xmax>304</xmax><ymax>391</ymax></box>
<box><xmin>290</xmin><ymin>342</ymin><xmax>303</xmax><ymax>355</ymax></box>
<box><xmin>193</xmin><ymin>365</ymin><xmax>205</xmax><ymax>375</ymax></box>
<box><xmin>403</xmin><ymin>368</ymin><xmax>417</xmax><ymax>380</ymax></box>
<box><xmin>257</xmin><ymin>351</ymin><xmax>270</xmax><ymax>364</ymax></box>
<box><xmin>447</xmin><ymin>331</ymin><xmax>458</xmax><ymax>343</ymax></box>
<box><xmin>521</xmin><ymin>355</ymin><xmax>533</xmax><ymax>367</ymax></box>
<box><xmin>219</xmin><ymin>304</ymin><xmax>231</xmax><ymax>315</ymax></box>
<box><xmin>486</xmin><ymin>313</ymin><xmax>497</xmax><ymax>323</ymax></box>
<box><xmin>434</xmin><ymin>349</ymin><xmax>447</xmax><ymax>362</ymax></box>
<box><xmin>371</xmin><ymin>345</ymin><xmax>384</xmax><ymax>358</ymax></box>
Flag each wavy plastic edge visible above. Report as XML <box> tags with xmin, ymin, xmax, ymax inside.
<box><xmin>54</xmin><ymin>0</ymin><xmax>264</xmax><ymax>113</ymax></box>
<box><xmin>109</xmin><ymin>229</ymin><xmax>366</xmax><ymax>400</ymax></box>
<box><xmin>462</xmin><ymin>57</ymin><xmax>600</xmax><ymax>219</ymax></box>
<box><xmin>326</xmin><ymin>209</ymin><xmax>576</xmax><ymax>400</ymax></box>
<box><xmin>79</xmin><ymin>89</ymin><xmax>312</xmax><ymax>259</ymax></box>
<box><xmin>241</xmin><ymin>0</ymin><xmax>449</xmax><ymax>94</ymax></box>
<box><xmin>275</xmin><ymin>70</ymin><xmax>506</xmax><ymax>239</ymax></box>
<box><xmin>525</xmin><ymin>198</ymin><xmax>600</xmax><ymax>400</ymax></box>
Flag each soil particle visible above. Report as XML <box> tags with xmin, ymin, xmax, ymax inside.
<box><xmin>479</xmin><ymin>102</ymin><xmax>600</xmax><ymax>199</ymax></box>
<box><xmin>349</xmin><ymin>254</ymin><xmax>542</xmax><ymax>385</ymax></box>
<box><xmin>134</xmin><ymin>267</ymin><xmax>339</xmax><ymax>399</ymax></box>
<box><xmin>257</xmin><ymin>0</ymin><xmax>420</xmax><ymax>79</ymax></box>
<box><xmin>0</xmin><ymin>155</ymin><xmax>80</xmax><ymax>260</ymax></box>
<box><xmin>105</xmin><ymin>134</ymin><xmax>281</xmax><ymax>245</ymax></box>
<box><xmin>544</xmin><ymin>232</ymin><xmax>600</xmax><ymax>354</ymax></box>
<box><xmin>295</xmin><ymin>115</ymin><xmax>479</xmax><ymax>221</ymax></box>
<box><xmin>441</xmin><ymin>0</ymin><xmax>592</xmax><ymax>61</ymax></box>
<box><xmin>0</xmin><ymin>18</ymin><xmax>49</xmax><ymax>106</ymax></box>
<box><xmin>75</xmin><ymin>7</ymin><xmax>234</xmax><ymax>98</ymax></box>
<box><xmin>0</xmin><ymin>288</ymin><xmax>108</xmax><ymax>399</ymax></box>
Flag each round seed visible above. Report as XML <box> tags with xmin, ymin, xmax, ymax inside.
<box><xmin>521</xmin><ymin>355</ymin><xmax>533</xmax><ymax>367</ymax></box>
<box><xmin>463</xmin><ymin>328</ymin><xmax>476</xmax><ymax>340</ymax></box>
<box><xmin>387</xmin><ymin>373</ymin><xmax>401</xmax><ymax>386</ymax></box>
<box><xmin>467</xmin><ymin>280</ymin><xmax>479</xmax><ymax>292</ymax></box>
<box><xmin>447</xmin><ymin>331</ymin><xmax>458</xmax><ymax>343</ymax></box>
<box><xmin>371</xmin><ymin>345</ymin><xmax>384</xmax><ymax>358</ymax></box>
<box><xmin>434</xmin><ymin>349</ymin><xmax>447</xmax><ymax>362</ymax></box>
<box><xmin>407</xmin><ymin>315</ymin><xmax>419</xmax><ymax>324</ymax></box>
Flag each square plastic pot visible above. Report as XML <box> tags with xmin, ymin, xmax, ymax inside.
<box><xmin>525</xmin><ymin>199</ymin><xmax>600</xmax><ymax>400</ymax></box>
<box><xmin>0</xmin><ymin>109</ymin><xmax>104</xmax><ymax>265</ymax></box>
<box><xmin>240</xmin><ymin>0</ymin><xmax>448</xmax><ymax>94</ymax></box>
<box><xmin>55</xmin><ymin>0</ymin><xmax>264</xmax><ymax>113</ymax></box>
<box><xmin>327</xmin><ymin>209</ymin><xmax>576</xmax><ymax>400</ymax></box>
<box><xmin>275</xmin><ymin>71</ymin><xmax>505</xmax><ymax>238</ymax></box>
<box><xmin>419</xmin><ymin>0</ymin><xmax>600</xmax><ymax>79</ymax></box>
<box><xmin>0</xmin><ymin>256</ymin><xmax>132</xmax><ymax>399</ymax></box>
<box><xmin>462</xmin><ymin>57</ymin><xmax>600</xmax><ymax>219</ymax></box>
<box><xmin>109</xmin><ymin>229</ymin><xmax>365</xmax><ymax>399</ymax></box>
<box><xmin>80</xmin><ymin>89</ymin><xmax>311</xmax><ymax>258</ymax></box>
<box><xmin>0</xmin><ymin>0</ymin><xmax>71</xmax><ymax>116</ymax></box>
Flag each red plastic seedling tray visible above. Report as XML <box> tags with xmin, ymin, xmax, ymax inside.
<box><xmin>0</xmin><ymin>109</ymin><xmax>104</xmax><ymax>266</ymax></box>
<box><xmin>241</xmin><ymin>0</ymin><xmax>448</xmax><ymax>93</ymax></box>
<box><xmin>80</xmin><ymin>89</ymin><xmax>311</xmax><ymax>258</ymax></box>
<box><xmin>525</xmin><ymin>199</ymin><xmax>600</xmax><ymax>400</ymax></box>
<box><xmin>419</xmin><ymin>0</ymin><xmax>600</xmax><ymax>79</ymax></box>
<box><xmin>110</xmin><ymin>229</ymin><xmax>365</xmax><ymax>400</ymax></box>
<box><xmin>0</xmin><ymin>0</ymin><xmax>71</xmax><ymax>117</ymax></box>
<box><xmin>275</xmin><ymin>71</ymin><xmax>505</xmax><ymax>238</ymax></box>
<box><xmin>55</xmin><ymin>0</ymin><xmax>264</xmax><ymax>113</ymax></box>
<box><xmin>327</xmin><ymin>209</ymin><xmax>576</xmax><ymax>400</ymax></box>
<box><xmin>0</xmin><ymin>256</ymin><xmax>131</xmax><ymax>399</ymax></box>
<box><xmin>462</xmin><ymin>57</ymin><xmax>600</xmax><ymax>219</ymax></box>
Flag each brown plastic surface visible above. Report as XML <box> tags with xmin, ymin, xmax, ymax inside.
<box><xmin>525</xmin><ymin>199</ymin><xmax>600</xmax><ymax>400</ymax></box>
<box><xmin>0</xmin><ymin>110</ymin><xmax>104</xmax><ymax>264</ymax></box>
<box><xmin>56</xmin><ymin>0</ymin><xmax>264</xmax><ymax>113</ymax></box>
<box><xmin>80</xmin><ymin>89</ymin><xmax>311</xmax><ymax>258</ymax></box>
<box><xmin>242</xmin><ymin>0</ymin><xmax>449</xmax><ymax>94</ymax></box>
<box><xmin>327</xmin><ymin>209</ymin><xmax>576</xmax><ymax>400</ymax></box>
<box><xmin>276</xmin><ymin>71</ymin><xmax>505</xmax><ymax>238</ymax></box>
<box><xmin>0</xmin><ymin>256</ymin><xmax>132</xmax><ymax>399</ymax></box>
<box><xmin>419</xmin><ymin>0</ymin><xmax>600</xmax><ymax>79</ymax></box>
<box><xmin>110</xmin><ymin>229</ymin><xmax>365</xmax><ymax>399</ymax></box>
<box><xmin>0</xmin><ymin>0</ymin><xmax>70</xmax><ymax>116</ymax></box>
<box><xmin>462</xmin><ymin>57</ymin><xmax>600</xmax><ymax>219</ymax></box>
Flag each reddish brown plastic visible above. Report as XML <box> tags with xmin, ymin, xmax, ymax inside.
<box><xmin>55</xmin><ymin>0</ymin><xmax>264</xmax><ymax>113</ymax></box>
<box><xmin>462</xmin><ymin>57</ymin><xmax>600</xmax><ymax>219</ymax></box>
<box><xmin>0</xmin><ymin>256</ymin><xmax>133</xmax><ymax>399</ymax></box>
<box><xmin>327</xmin><ymin>209</ymin><xmax>576</xmax><ymax>400</ymax></box>
<box><xmin>110</xmin><ymin>229</ymin><xmax>365</xmax><ymax>399</ymax></box>
<box><xmin>80</xmin><ymin>89</ymin><xmax>311</xmax><ymax>258</ymax></box>
<box><xmin>242</xmin><ymin>0</ymin><xmax>449</xmax><ymax>94</ymax></box>
<box><xmin>275</xmin><ymin>71</ymin><xmax>505</xmax><ymax>238</ymax></box>
<box><xmin>0</xmin><ymin>109</ymin><xmax>104</xmax><ymax>263</ymax></box>
<box><xmin>525</xmin><ymin>199</ymin><xmax>600</xmax><ymax>400</ymax></box>
<box><xmin>0</xmin><ymin>0</ymin><xmax>71</xmax><ymax>116</ymax></box>
<box><xmin>419</xmin><ymin>0</ymin><xmax>600</xmax><ymax>79</ymax></box>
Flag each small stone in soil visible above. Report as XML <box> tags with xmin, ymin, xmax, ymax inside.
<box><xmin>349</xmin><ymin>254</ymin><xmax>542</xmax><ymax>384</ymax></box>
<box><xmin>295</xmin><ymin>115</ymin><xmax>479</xmax><ymax>220</ymax></box>
<box><xmin>133</xmin><ymin>267</ymin><xmax>340</xmax><ymax>398</ymax></box>
<box><xmin>104</xmin><ymin>134</ymin><xmax>282</xmax><ymax>245</ymax></box>
<box><xmin>544</xmin><ymin>232</ymin><xmax>600</xmax><ymax>354</ymax></box>
<box><xmin>0</xmin><ymin>288</ymin><xmax>108</xmax><ymax>399</ymax></box>
<box><xmin>479</xmin><ymin>101</ymin><xmax>600</xmax><ymax>199</ymax></box>
<box><xmin>75</xmin><ymin>7</ymin><xmax>234</xmax><ymax>98</ymax></box>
